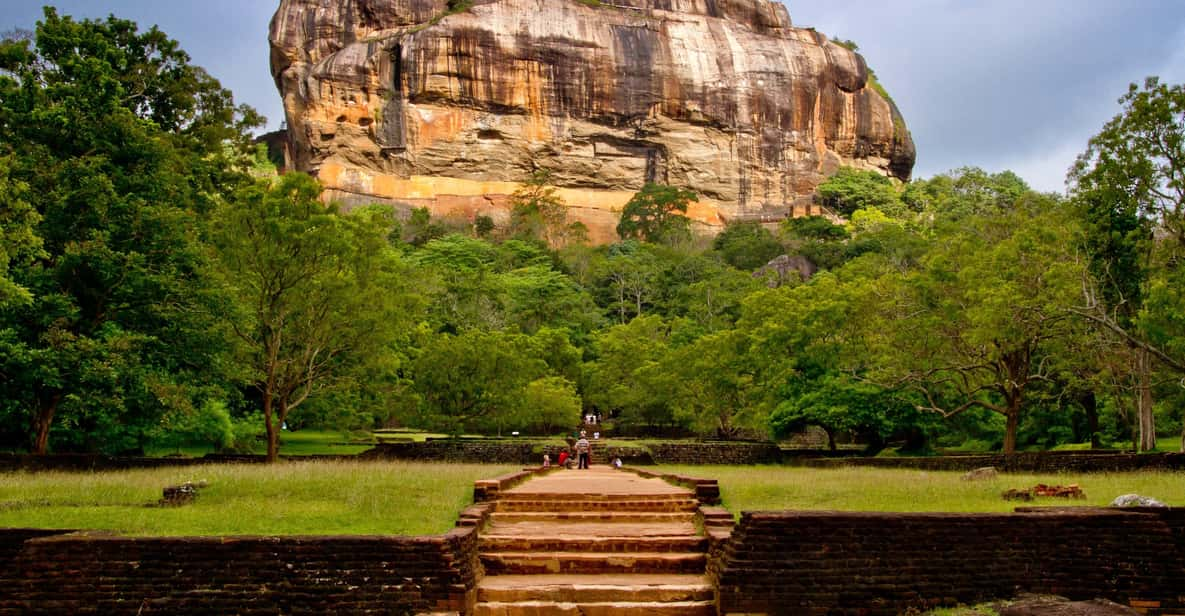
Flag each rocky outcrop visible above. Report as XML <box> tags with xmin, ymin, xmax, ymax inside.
<box><xmin>269</xmin><ymin>0</ymin><xmax>915</xmax><ymax>242</ymax></box>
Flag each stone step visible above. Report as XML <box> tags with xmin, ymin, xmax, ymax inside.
<box><xmin>494</xmin><ymin>498</ymin><xmax>699</xmax><ymax>513</ymax></box>
<box><xmin>489</xmin><ymin>511</ymin><xmax>696</xmax><ymax>524</ymax></box>
<box><xmin>497</xmin><ymin>491</ymin><xmax>693</xmax><ymax>502</ymax></box>
<box><xmin>476</xmin><ymin>574</ymin><xmax>714</xmax><ymax>604</ymax></box>
<box><xmin>473</xmin><ymin>600</ymin><xmax>716</xmax><ymax>616</ymax></box>
<box><xmin>480</xmin><ymin>551</ymin><xmax>707</xmax><ymax>575</ymax></box>
<box><xmin>480</xmin><ymin>534</ymin><xmax>707</xmax><ymax>553</ymax></box>
<box><xmin>484</xmin><ymin>520</ymin><xmax>697</xmax><ymax>539</ymax></box>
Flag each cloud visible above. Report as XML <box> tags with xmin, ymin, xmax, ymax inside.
<box><xmin>786</xmin><ymin>0</ymin><xmax>1185</xmax><ymax>191</ymax></box>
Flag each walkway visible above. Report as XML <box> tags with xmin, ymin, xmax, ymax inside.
<box><xmin>473</xmin><ymin>465</ymin><xmax>715</xmax><ymax>615</ymax></box>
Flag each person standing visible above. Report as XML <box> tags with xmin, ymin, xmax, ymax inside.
<box><xmin>575</xmin><ymin>431</ymin><xmax>591</xmax><ymax>469</ymax></box>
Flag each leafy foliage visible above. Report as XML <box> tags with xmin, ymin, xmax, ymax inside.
<box><xmin>616</xmin><ymin>183</ymin><xmax>696</xmax><ymax>244</ymax></box>
<box><xmin>0</xmin><ymin>9</ymin><xmax>259</xmax><ymax>454</ymax></box>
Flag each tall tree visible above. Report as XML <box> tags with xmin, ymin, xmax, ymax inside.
<box><xmin>814</xmin><ymin>167</ymin><xmax>903</xmax><ymax>218</ymax></box>
<box><xmin>0</xmin><ymin>10</ymin><xmax>258</xmax><ymax>453</ymax></box>
<box><xmin>408</xmin><ymin>329</ymin><xmax>549</xmax><ymax>435</ymax></box>
<box><xmin>872</xmin><ymin>194</ymin><xmax>1084</xmax><ymax>453</ymax></box>
<box><xmin>616</xmin><ymin>183</ymin><xmax>696</xmax><ymax>244</ymax></box>
<box><xmin>212</xmin><ymin>174</ymin><xmax>408</xmax><ymax>461</ymax></box>
<box><xmin>1069</xmin><ymin>77</ymin><xmax>1185</xmax><ymax>450</ymax></box>
<box><xmin>509</xmin><ymin>170</ymin><xmax>586</xmax><ymax>248</ymax></box>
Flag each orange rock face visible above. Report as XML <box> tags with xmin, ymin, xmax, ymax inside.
<box><xmin>269</xmin><ymin>0</ymin><xmax>915</xmax><ymax>241</ymax></box>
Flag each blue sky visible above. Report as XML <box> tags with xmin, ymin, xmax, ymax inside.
<box><xmin>4</xmin><ymin>1</ymin><xmax>1185</xmax><ymax>192</ymax></box>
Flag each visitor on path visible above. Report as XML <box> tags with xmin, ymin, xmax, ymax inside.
<box><xmin>557</xmin><ymin>450</ymin><xmax>569</xmax><ymax>468</ymax></box>
<box><xmin>543</xmin><ymin>454</ymin><xmax>550</xmax><ymax>468</ymax></box>
<box><xmin>613</xmin><ymin>457</ymin><xmax>622</xmax><ymax>468</ymax></box>
<box><xmin>576</xmin><ymin>432</ymin><xmax>591</xmax><ymax>469</ymax></box>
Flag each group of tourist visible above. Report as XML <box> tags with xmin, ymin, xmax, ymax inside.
<box><xmin>542</xmin><ymin>430</ymin><xmax>622</xmax><ymax>469</ymax></box>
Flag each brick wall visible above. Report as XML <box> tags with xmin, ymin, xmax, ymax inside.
<box><xmin>714</xmin><ymin>507</ymin><xmax>1185</xmax><ymax>615</ymax></box>
<box><xmin>0</xmin><ymin>528</ymin><xmax>481</xmax><ymax>615</ymax></box>
<box><xmin>794</xmin><ymin>452</ymin><xmax>1185</xmax><ymax>473</ymax></box>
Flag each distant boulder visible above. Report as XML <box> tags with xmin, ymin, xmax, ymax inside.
<box><xmin>1110</xmin><ymin>494</ymin><xmax>1167</xmax><ymax>508</ymax></box>
<box><xmin>754</xmin><ymin>255</ymin><xmax>817</xmax><ymax>287</ymax></box>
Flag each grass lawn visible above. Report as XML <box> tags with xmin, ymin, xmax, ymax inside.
<box><xmin>660</xmin><ymin>465</ymin><xmax>1185</xmax><ymax>514</ymax></box>
<box><xmin>0</xmin><ymin>460</ymin><xmax>515</xmax><ymax>536</ymax></box>
<box><xmin>144</xmin><ymin>429</ymin><xmax>377</xmax><ymax>458</ymax></box>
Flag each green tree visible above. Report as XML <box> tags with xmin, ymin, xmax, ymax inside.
<box><xmin>408</xmin><ymin>329</ymin><xmax>548</xmax><ymax>435</ymax></box>
<box><xmin>770</xmin><ymin>376</ymin><xmax>928</xmax><ymax>454</ymax></box>
<box><xmin>902</xmin><ymin>167</ymin><xmax>1029</xmax><ymax>222</ymax></box>
<box><xmin>712</xmin><ymin>221</ymin><xmax>783</xmax><ymax>270</ymax></box>
<box><xmin>871</xmin><ymin>194</ymin><xmax>1085</xmax><ymax>453</ymax></box>
<box><xmin>584</xmin><ymin>314</ymin><xmax>678</xmax><ymax>430</ymax></box>
<box><xmin>404</xmin><ymin>207</ymin><xmax>447</xmax><ymax>246</ymax></box>
<box><xmin>594</xmin><ymin>243</ymin><xmax>661</xmax><ymax>323</ymax></box>
<box><xmin>212</xmin><ymin>174</ymin><xmax>409</xmax><ymax>461</ymax></box>
<box><xmin>814</xmin><ymin>168</ymin><xmax>903</xmax><ymax>218</ymax></box>
<box><xmin>1069</xmin><ymin>77</ymin><xmax>1185</xmax><ymax>450</ymax></box>
<box><xmin>519</xmin><ymin>376</ymin><xmax>582</xmax><ymax>435</ymax></box>
<box><xmin>616</xmin><ymin>183</ymin><xmax>696</xmax><ymax>244</ymax></box>
<box><xmin>661</xmin><ymin>328</ymin><xmax>762</xmax><ymax>438</ymax></box>
<box><xmin>509</xmin><ymin>170</ymin><xmax>585</xmax><ymax>248</ymax></box>
<box><xmin>0</xmin><ymin>10</ymin><xmax>258</xmax><ymax>454</ymax></box>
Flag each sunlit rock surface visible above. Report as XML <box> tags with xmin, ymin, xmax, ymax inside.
<box><xmin>269</xmin><ymin>0</ymin><xmax>915</xmax><ymax>242</ymax></box>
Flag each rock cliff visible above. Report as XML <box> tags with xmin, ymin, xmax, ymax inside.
<box><xmin>269</xmin><ymin>0</ymin><xmax>915</xmax><ymax>242</ymax></box>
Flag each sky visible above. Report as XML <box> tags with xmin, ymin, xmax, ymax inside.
<box><xmin>4</xmin><ymin>1</ymin><xmax>1185</xmax><ymax>193</ymax></box>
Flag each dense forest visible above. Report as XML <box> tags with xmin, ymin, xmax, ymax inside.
<box><xmin>2</xmin><ymin>11</ymin><xmax>1184</xmax><ymax>460</ymax></box>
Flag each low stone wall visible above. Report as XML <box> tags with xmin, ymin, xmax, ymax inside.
<box><xmin>359</xmin><ymin>440</ymin><xmax>542</xmax><ymax>465</ymax></box>
<box><xmin>793</xmin><ymin>451</ymin><xmax>1185</xmax><ymax>473</ymax></box>
<box><xmin>714</xmin><ymin>507</ymin><xmax>1185</xmax><ymax>615</ymax></box>
<box><xmin>0</xmin><ymin>528</ymin><xmax>481</xmax><ymax>615</ymax></box>
<box><xmin>0</xmin><ymin>453</ymin><xmax>352</xmax><ymax>472</ymax></box>
<box><xmin>647</xmin><ymin>441</ymin><xmax>783</xmax><ymax>465</ymax></box>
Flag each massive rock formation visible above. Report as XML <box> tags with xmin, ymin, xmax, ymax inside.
<box><xmin>269</xmin><ymin>0</ymin><xmax>915</xmax><ymax>242</ymax></box>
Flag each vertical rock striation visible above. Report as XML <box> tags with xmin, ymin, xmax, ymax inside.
<box><xmin>269</xmin><ymin>0</ymin><xmax>915</xmax><ymax>242</ymax></box>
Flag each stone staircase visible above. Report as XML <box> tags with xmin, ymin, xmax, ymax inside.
<box><xmin>473</xmin><ymin>467</ymin><xmax>716</xmax><ymax>615</ymax></box>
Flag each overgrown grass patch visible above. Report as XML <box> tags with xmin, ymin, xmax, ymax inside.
<box><xmin>0</xmin><ymin>461</ymin><xmax>514</xmax><ymax>536</ymax></box>
<box><xmin>660</xmin><ymin>465</ymin><xmax>1185</xmax><ymax>514</ymax></box>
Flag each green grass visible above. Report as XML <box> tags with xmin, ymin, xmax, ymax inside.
<box><xmin>145</xmin><ymin>429</ymin><xmax>377</xmax><ymax>458</ymax></box>
<box><xmin>0</xmin><ymin>461</ymin><xmax>514</xmax><ymax>536</ymax></box>
<box><xmin>659</xmin><ymin>465</ymin><xmax>1185</xmax><ymax>514</ymax></box>
<box><xmin>925</xmin><ymin>607</ymin><xmax>998</xmax><ymax>616</ymax></box>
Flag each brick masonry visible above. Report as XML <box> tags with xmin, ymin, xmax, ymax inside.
<box><xmin>0</xmin><ymin>528</ymin><xmax>481</xmax><ymax>615</ymax></box>
<box><xmin>713</xmin><ymin>507</ymin><xmax>1185</xmax><ymax>615</ymax></box>
<box><xmin>795</xmin><ymin>451</ymin><xmax>1185</xmax><ymax>473</ymax></box>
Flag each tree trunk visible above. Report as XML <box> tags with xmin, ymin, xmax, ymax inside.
<box><xmin>1136</xmin><ymin>347</ymin><xmax>1156</xmax><ymax>452</ymax></box>
<box><xmin>1003</xmin><ymin>405</ymin><xmax>1019</xmax><ymax>455</ymax></box>
<box><xmin>1081</xmin><ymin>390</ymin><xmax>1100</xmax><ymax>449</ymax></box>
<box><xmin>264</xmin><ymin>395</ymin><xmax>279</xmax><ymax>463</ymax></box>
<box><xmin>32</xmin><ymin>394</ymin><xmax>62</xmax><ymax>455</ymax></box>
